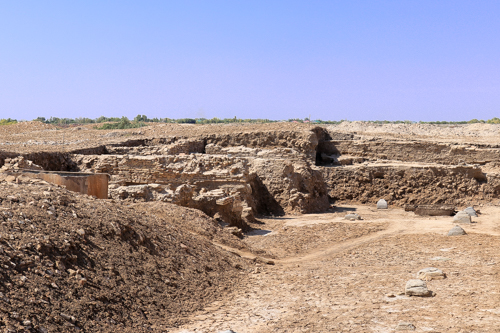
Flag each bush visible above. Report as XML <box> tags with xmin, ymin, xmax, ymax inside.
<box><xmin>0</xmin><ymin>118</ymin><xmax>17</xmax><ymax>125</ymax></box>
<box><xmin>486</xmin><ymin>117</ymin><xmax>500</xmax><ymax>124</ymax></box>
<box><xmin>96</xmin><ymin>117</ymin><xmax>147</xmax><ymax>130</ymax></box>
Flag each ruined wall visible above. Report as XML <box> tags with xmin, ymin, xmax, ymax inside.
<box><xmin>0</xmin><ymin>151</ymin><xmax>77</xmax><ymax>171</ymax></box>
<box><xmin>251</xmin><ymin>159</ymin><xmax>329</xmax><ymax>214</ymax></box>
<box><xmin>204</xmin><ymin>130</ymin><xmax>320</xmax><ymax>159</ymax></box>
<box><xmin>319</xmin><ymin>139</ymin><xmax>500</xmax><ymax>165</ymax></box>
<box><xmin>75</xmin><ymin>154</ymin><xmax>250</xmax><ymax>186</ymax></box>
<box><xmin>321</xmin><ymin>164</ymin><xmax>500</xmax><ymax>207</ymax></box>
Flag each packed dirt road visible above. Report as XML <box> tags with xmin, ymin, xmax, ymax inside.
<box><xmin>173</xmin><ymin>205</ymin><xmax>500</xmax><ymax>333</ymax></box>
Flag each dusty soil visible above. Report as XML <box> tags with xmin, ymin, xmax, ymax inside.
<box><xmin>172</xmin><ymin>205</ymin><xmax>500</xmax><ymax>333</ymax></box>
<box><xmin>0</xmin><ymin>122</ymin><xmax>318</xmax><ymax>154</ymax></box>
<box><xmin>0</xmin><ymin>178</ymin><xmax>249</xmax><ymax>332</ymax></box>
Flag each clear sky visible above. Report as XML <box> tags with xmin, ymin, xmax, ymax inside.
<box><xmin>1</xmin><ymin>1</ymin><xmax>499</xmax><ymax>121</ymax></box>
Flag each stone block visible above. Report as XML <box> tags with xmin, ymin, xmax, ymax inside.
<box><xmin>344</xmin><ymin>213</ymin><xmax>361</xmax><ymax>220</ymax></box>
<box><xmin>405</xmin><ymin>279</ymin><xmax>433</xmax><ymax>297</ymax></box>
<box><xmin>377</xmin><ymin>199</ymin><xmax>388</xmax><ymax>209</ymax></box>
<box><xmin>448</xmin><ymin>225</ymin><xmax>467</xmax><ymax>236</ymax></box>
<box><xmin>416</xmin><ymin>267</ymin><xmax>446</xmax><ymax>281</ymax></box>
<box><xmin>453</xmin><ymin>211</ymin><xmax>471</xmax><ymax>224</ymax></box>
<box><xmin>464</xmin><ymin>206</ymin><xmax>477</xmax><ymax>217</ymax></box>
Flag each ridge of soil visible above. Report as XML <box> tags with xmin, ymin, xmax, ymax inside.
<box><xmin>0</xmin><ymin>179</ymin><xmax>249</xmax><ymax>332</ymax></box>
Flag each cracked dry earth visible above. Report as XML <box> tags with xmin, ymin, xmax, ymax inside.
<box><xmin>172</xmin><ymin>205</ymin><xmax>500</xmax><ymax>333</ymax></box>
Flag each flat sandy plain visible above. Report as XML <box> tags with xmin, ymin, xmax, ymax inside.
<box><xmin>174</xmin><ymin>205</ymin><xmax>500</xmax><ymax>333</ymax></box>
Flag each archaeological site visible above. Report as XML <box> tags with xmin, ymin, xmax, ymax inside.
<box><xmin>0</xmin><ymin>120</ymin><xmax>499</xmax><ymax>332</ymax></box>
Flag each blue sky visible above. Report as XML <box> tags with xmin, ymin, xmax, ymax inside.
<box><xmin>1</xmin><ymin>1</ymin><xmax>499</xmax><ymax>121</ymax></box>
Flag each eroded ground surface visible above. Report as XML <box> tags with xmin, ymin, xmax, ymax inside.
<box><xmin>2</xmin><ymin>122</ymin><xmax>500</xmax><ymax>332</ymax></box>
<box><xmin>172</xmin><ymin>205</ymin><xmax>500</xmax><ymax>333</ymax></box>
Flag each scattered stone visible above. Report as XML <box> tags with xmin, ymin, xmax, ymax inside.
<box><xmin>225</xmin><ymin>227</ymin><xmax>243</xmax><ymax>239</ymax></box>
<box><xmin>464</xmin><ymin>207</ymin><xmax>477</xmax><ymax>217</ymax></box>
<box><xmin>377</xmin><ymin>199</ymin><xmax>388</xmax><ymax>209</ymax></box>
<box><xmin>414</xmin><ymin>205</ymin><xmax>455</xmax><ymax>216</ymax></box>
<box><xmin>405</xmin><ymin>279</ymin><xmax>433</xmax><ymax>297</ymax></box>
<box><xmin>431</xmin><ymin>256</ymin><xmax>451</xmax><ymax>261</ymax></box>
<box><xmin>395</xmin><ymin>321</ymin><xmax>416</xmax><ymax>331</ymax></box>
<box><xmin>344</xmin><ymin>213</ymin><xmax>361</xmax><ymax>221</ymax></box>
<box><xmin>218</xmin><ymin>331</ymin><xmax>237</xmax><ymax>333</ymax></box>
<box><xmin>255</xmin><ymin>257</ymin><xmax>275</xmax><ymax>265</ymax></box>
<box><xmin>453</xmin><ymin>211</ymin><xmax>471</xmax><ymax>224</ymax></box>
<box><xmin>60</xmin><ymin>313</ymin><xmax>76</xmax><ymax>323</ymax></box>
<box><xmin>448</xmin><ymin>225</ymin><xmax>467</xmax><ymax>236</ymax></box>
<box><xmin>417</xmin><ymin>267</ymin><xmax>446</xmax><ymax>281</ymax></box>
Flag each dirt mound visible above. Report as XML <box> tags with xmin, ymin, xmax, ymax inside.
<box><xmin>0</xmin><ymin>180</ymin><xmax>249</xmax><ymax>332</ymax></box>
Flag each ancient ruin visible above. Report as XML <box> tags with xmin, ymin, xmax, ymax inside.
<box><xmin>0</xmin><ymin>121</ymin><xmax>499</xmax><ymax>332</ymax></box>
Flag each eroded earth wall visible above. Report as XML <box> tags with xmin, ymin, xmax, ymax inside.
<box><xmin>4</xmin><ymin>122</ymin><xmax>500</xmax><ymax>226</ymax></box>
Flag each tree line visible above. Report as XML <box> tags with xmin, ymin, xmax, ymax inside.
<box><xmin>1</xmin><ymin>116</ymin><xmax>500</xmax><ymax>127</ymax></box>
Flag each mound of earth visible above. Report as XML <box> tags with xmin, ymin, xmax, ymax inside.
<box><xmin>0</xmin><ymin>179</ymin><xmax>250</xmax><ymax>332</ymax></box>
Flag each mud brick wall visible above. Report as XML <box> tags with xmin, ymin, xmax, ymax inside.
<box><xmin>322</xmin><ymin>164</ymin><xmax>500</xmax><ymax>206</ymax></box>
<box><xmin>74</xmin><ymin>154</ymin><xmax>251</xmax><ymax>187</ymax></box>
<box><xmin>319</xmin><ymin>139</ymin><xmax>500</xmax><ymax>165</ymax></box>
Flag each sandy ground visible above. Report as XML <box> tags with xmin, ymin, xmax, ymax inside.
<box><xmin>3</xmin><ymin>121</ymin><xmax>500</xmax><ymax>153</ymax></box>
<box><xmin>171</xmin><ymin>205</ymin><xmax>500</xmax><ymax>333</ymax></box>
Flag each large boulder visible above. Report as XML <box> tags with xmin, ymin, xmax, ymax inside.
<box><xmin>448</xmin><ymin>225</ymin><xmax>467</xmax><ymax>236</ymax></box>
<box><xmin>377</xmin><ymin>199</ymin><xmax>388</xmax><ymax>209</ymax></box>
<box><xmin>417</xmin><ymin>267</ymin><xmax>446</xmax><ymax>281</ymax></box>
<box><xmin>405</xmin><ymin>279</ymin><xmax>433</xmax><ymax>297</ymax></box>
<box><xmin>453</xmin><ymin>211</ymin><xmax>471</xmax><ymax>224</ymax></box>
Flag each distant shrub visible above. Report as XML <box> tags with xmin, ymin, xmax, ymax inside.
<box><xmin>486</xmin><ymin>117</ymin><xmax>500</xmax><ymax>124</ymax></box>
<box><xmin>96</xmin><ymin>117</ymin><xmax>147</xmax><ymax>130</ymax></box>
<box><xmin>468</xmin><ymin>119</ymin><xmax>485</xmax><ymax>124</ymax></box>
<box><xmin>0</xmin><ymin>118</ymin><xmax>17</xmax><ymax>125</ymax></box>
<box><xmin>176</xmin><ymin>118</ymin><xmax>197</xmax><ymax>124</ymax></box>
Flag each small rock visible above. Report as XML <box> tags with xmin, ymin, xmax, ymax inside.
<box><xmin>417</xmin><ymin>267</ymin><xmax>446</xmax><ymax>281</ymax></box>
<box><xmin>225</xmin><ymin>227</ymin><xmax>243</xmax><ymax>238</ymax></box>
<box><xmin>51</xmin><ymin>282</ymin><xmax>59</xmax><ymax>289</ymax></box>
<box><xmin>464</xmin><ymin>206</ymin><xmax>477</xmax><ymax>217</ymax></box>
<box><xmin>405</xmin><ymin>279</ymin><xmax>433</xmax><ymax>297</ymax></box>
<box><xmin>56</xmin><ymin>261</ymin><xmax>66</xmax><ymax>270</ymax></box>
<box><xmin>60</xmin><ymin>313</ymin><xmax>76</xmax><ymax>323</ymax></box>
<box><xmin>431</xmin><ymin>256</ymin><xmax>451</xmax><ymax>261</ymax></box>
<box><xmin>453</xmin><ymin>211</ymin><xmax>471</xmax><ymax>224</ymax></box>
<box><xmin>344</xmin><ymin>213</ymin><xmax>361</xmax><ymax>220</ymax></box>
<box><xmin>395</xmin><ymin>321</ymin><xmax>415</xmax><ymax>331</ymax></box>
<box><xmin>22</xmin><ymin>320</ymin><xmax>31</xmax><ymax>326</ymax></box>
<box><xmin>448</xmin><ymin>225</ymin><xmax>467</xmax><ymax>236</ymax></box>
<box><xmin>377</xmin><ymin>199</ymin><xmax>388</xmax><ymax>209</ymax></box>
<box><xmin>218</xmin><ymin>331</ymin><xmax>237</xmax><ymax>333</ymax></box>
<box><xmin>76</xmin><ymin>229</ymin><xmax>85</xmax><ymax>236</ymax></box>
